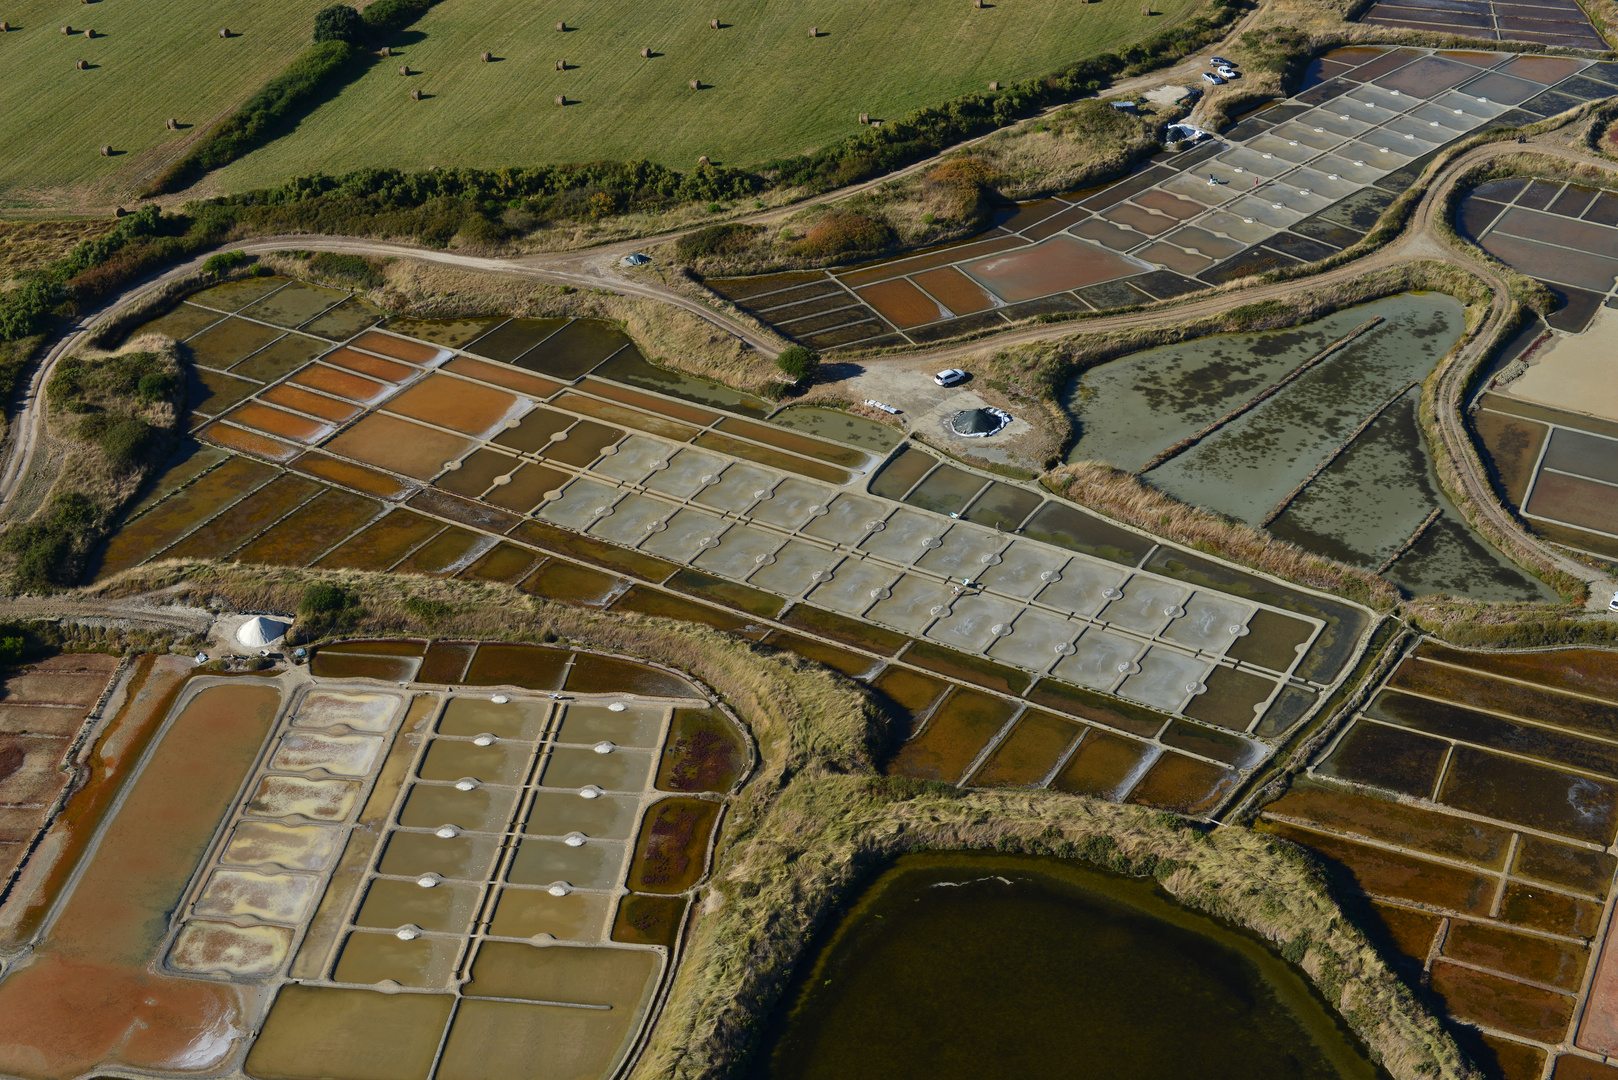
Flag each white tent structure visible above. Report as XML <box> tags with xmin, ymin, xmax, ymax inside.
<box><xmin>236</xmin><ymin>616</ymin><xmax>288</xmax><ymax>648</ymax></box>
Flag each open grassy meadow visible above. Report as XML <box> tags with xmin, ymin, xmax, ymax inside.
<box><xmin>0</xmin><ymin>0</ymin><xmax>331</xmax><ymax>211</ymax></box>
<box><xmin>210</xmin><ymin>0</ymin><xmax>1202</xmax><ymax>193</ymax></box>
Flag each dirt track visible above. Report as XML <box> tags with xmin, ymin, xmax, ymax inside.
<box><xmin>2</xmin><ymin>117</ymin><xmax>1613</xmax><ymax>611</ymax></box>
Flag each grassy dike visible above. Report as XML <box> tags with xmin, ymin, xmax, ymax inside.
<box><xmin>91</xmin><ymin>560</ymin><xmax>1477</xmax><ymax>1080</ymax></box>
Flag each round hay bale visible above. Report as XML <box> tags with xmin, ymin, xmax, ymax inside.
<box><xmin>61</xmin><ymin>24</ymin><xmax>72</xmax><ymax>34</ymax></box>
<box><xmin>697</xmin><ymin>154</ymin><xmax>710</xmax><ymax>165</ymax></box>
<box><xmin>100</xmin><ymin>144</ymin><xmax>111</xmax><ymax>156</ymax></box>
<box><xmin>76</xmin><ymin>59</ymin><xmax>87</xmax><ymax>69</ymax></box>
<box><xmin>0</xmin><ymin>21</ymin><xmax>8</xmax><ymax>31</ymax></box>
<box><xmin>555</xmin><ymin>93</ymin><xmax>566</xmax><ymax>106</ymax></box>
<box><xmin>710</xmin><ymin>18</ymin><xmax>719</xmax><ymax>28</ymax></box>
<box><xmin>689</xmin><ymin>78</ymin><xmax>700</xmax><ymax>89</ymax></box>
<box><xmin>858</xmin><ymin>111</ymin><xmax>869</xmax><ymax>124</ymax></box>
<box><xmin>411</xmin><ymin>88</ymin><xmax>422</xmax><ymax>100</ymax></box>
<box><xmin>380</xmin><ymin>45</ymin><xmax>392</xmax><ymax>56</ymax></box>
<box><xmin>640</xmin><ymin>46</ymin><xmax>651</xmax><ymax>57</ymax></box>
<box><xmin>555</xmin><ymin>59</ymin><xmax>565</xmax><ymax>70</ymax></box>
<box><xmin>974</xmin><ymin>0</ymin><xmax>983</xmax><ymax>7</ymax></box>
<box><xmin>398</xmin><ymin>64</ymin><xmax>408</xmax><ymax>76</ymax></box>
<box><xmin>480</xmin><ymin>50</ymin><xmax>491</xmax><ymax>61</ymax></box>
<box><xmin>808</xmin><ymin>25</ymin><xmax>817</xmax><ymax>36</ymax></box>
<box><xmin>988</xmin><ymin>80</ymin><xmax>999</xmax><ymax>90</ymax></box>
<box><xmin>166</xmin><ymin>117</ymin><xmax>178</xmax><ymax>130</ymax></box>
<box><xmin>556</xmin><ymin>21</ymin><xmax>566</xmax><ymax>31</ymax></box>
<box><xmin>219</xmin><ymin>28</ymin><xmax>229</xmax><ymax>37</ymax></box>
<box><xmin>83</xmin><ymin>28</ymin><xmax>93</xmax><ymax>37</ymax></box>
<box><xmin>115</xmin><ymin>206</ymin><xmax>127</xmax><ymax>217</ymax></box>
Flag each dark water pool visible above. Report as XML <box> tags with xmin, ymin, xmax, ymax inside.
<box><xmin>756</xmin><ymin>852</ymin><xmax>1390</xmax><ymax>1080</ymax></box>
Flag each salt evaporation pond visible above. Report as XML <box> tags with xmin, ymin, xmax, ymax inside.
<box><xmin>1064</xmin><ymin>294</ymin><xmax>1552</xmax><ymax>602</ymax></box>
<box><xmin>756</xmin><ymin>853</ymin><xmax>1389</xmax><ymax>1080</ymax></box>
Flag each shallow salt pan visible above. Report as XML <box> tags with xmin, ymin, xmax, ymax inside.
<box><xmin>292</xmin><ymin>690</ymin><xmax>402</xmax><ymax>732</ymax></box>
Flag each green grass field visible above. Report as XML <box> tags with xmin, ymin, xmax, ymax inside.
<box><xmin>0</xmin><ymin>0</ymin><xmax>330</xmax><ymax>211</ymax></box>
<box><xmin>211</xmin><ymin>0</ymin><xmax>1200</xmax><ymax>193</ymax></box>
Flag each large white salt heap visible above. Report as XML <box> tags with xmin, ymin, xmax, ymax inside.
<box><xmin>236</xmin><ymin>616</ymin><xmax>288</xmax><ymax>648</ymax></box>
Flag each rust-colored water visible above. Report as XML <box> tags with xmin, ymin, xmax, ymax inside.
<box><xmin>444</xmin><ymin>356</ymin><xmax>562</xmax><ymax>399</ymax></box>
<box><xmin>0</xmin><ymin>681</ymin><xmax>281</xmax><ymax>1078</ymax></box>
<box><xmin>322</xmin><ymin>347</ymin><xmax>417</xmax><ymax>385</ymax></box>
<box><xmin>291</xmin><ymin>452</ymin><xmax>418</xmax><ymax>500</ymax></box>
<box><xmin>386</xmin><ymin>374</ymin><xmax>523</xmax><ymax>438</ymax></box>
<box><xmin>324</xmin><ymin>413</ymin><xmax>477</xmax><ymax>480</ymax></box>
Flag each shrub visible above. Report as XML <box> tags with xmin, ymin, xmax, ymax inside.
<box><xmin>201</xmin><ymin>250</ymin><xmax>248</xmax><ymax>276</ymax></box>
<box><xmin>403</xmin><ymin>595</ymin><xmax>453</xmax><ymax>625</ymax></box>
<box><xmin>97</xmin><ymin>418</ymin><xmax>154</xmax><ymax>469</ymax></box>
<box><xmin>313</xmin><ymin>4</ymin><xmax>365</xmax><ymax>44</ymax></box>
<box><xmin>299</xmin><ymin>582</ymin><xmax>351</xmax><ymax>617</ymax></box>
<box><xmin>307</xmin><ymin>251</ymin><xmax>385</xmax><ymax>288</ymax></box>
<box><xmin>793</xmin><ymin>211</ymin><xmax>895</xmax><ymax>260</ymax></box>
<box><xmin>675</xmin><ymin>222</ymin><xmax>762</xmax><ymax>262</ymax></box>
<box><xmin>4</xmin><ymin>492</ymin><xmax>100</xmax><ymax>591</ymax></box>
<box><xmin>137</xmin><ymin>370</ymin><xmax>178</xmax><ymax>403</ymax></box>
<box><xmin>775</xmin><ymin>345</ymin><xmax>819</xmax><ymax>382</ymax></box>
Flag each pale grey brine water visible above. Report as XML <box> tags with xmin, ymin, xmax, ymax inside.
<box><xmin>1064</xmin><ymin>294</ymin><xmax>1553</xmax><ymax>602</ymax></box>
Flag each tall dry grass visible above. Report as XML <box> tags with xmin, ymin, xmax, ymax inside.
<box><xmin>1047</xmin><ymin>462</ymin><xmax>1400</xmax><ymax>609</ymax></box>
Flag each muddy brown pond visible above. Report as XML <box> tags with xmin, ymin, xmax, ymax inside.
<box><xmin>756</xmin><ymin>852</ymin><xmax>1390</xmax><ymax>1080</ymax></box>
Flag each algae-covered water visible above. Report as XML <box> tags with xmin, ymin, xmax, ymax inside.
<box><xmin>757</xmin><ymin>852</ymin><xmax>1390</xmax><ymax>1080</ymax></box>
<box><xmin>1062</xmin><ymin>294</ymin><xmax>1552</xmax><ymax>602</ymax></box>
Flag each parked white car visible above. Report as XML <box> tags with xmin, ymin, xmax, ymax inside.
<box><xmin>1216</xmin><ymin>65</ymin><xmax>1239</xmax><ymax>79</ymax></box>
<box><xmin>1609</xmin><ymin>589</ymin><xmax>1618</xmax><ymax>612</ymax></box>
<box><xmin>933</xmin><ymin>368</ymin><xmax>968</xmax><ymax>387</ymax></box>
<box><xmin>1202</xmin><ymin>72</ymin><xmax>1224</xmax><ymax>85</ymax></box>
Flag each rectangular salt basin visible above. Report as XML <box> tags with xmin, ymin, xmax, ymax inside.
<box><xmin>1099</xmin><ymin>577</ymin><xmax>1191</xmax><ymax>636</ymax></box>
<box><xmin>292</xmin><ymin>690</ymin><xmax>402</xmax><ymax>732</ymax></box>
<box><xmin>506</xmin><ymin>838</ymin><xmax>624</xmax><ymax>889</ymax></box>
<box><xmin>269</xmin><ymin>731</ymin><xmax>385</xmax><ymax>776</ymax></box>
<box><xmin>747</xmin><ymin>477</ymin><xmax>835</xmax><ymax>530</ymax></box>
<box><xmin>987</xmin><ymin>609</ymin><xmax>1082</xmax><ymax>671</ymax></box>
<box><xmin>692</xmin><ymin>524</ymin><xmax>785</xmax><ymax>581</ymax></box>
<box><xmin>1033</xmin><ymin>560</ymin><xmax>1128</xmax><ymax>617</ymax></box>
<box><xmin>978</xmin><ymin>543</ymin><xmax>1069</xmax><ymax>600</ymax></box>
<box><xmin>1052</xmin><ymin>628</ymin><xmax>1146</xmax><ymax>691</ymax></box>
<box><xmin>590</xmin><ymin>435</ymin><xmax>673</xmax><ymax>483</ymax></box>
<box><xmin>587</xmin><ymin>493</ymin><xmax>683</xmax><ymax>548</ymax></box>
<box><xmin>540</xmin><ymin>747</ymin><xmax>654</xmax><ymax>792</ymax></box>
<box><xmin>867</xmin><ymin>574</ymin><xmax>954</xmax><ymax>635</ymax></box>
<box><xmin>916</xmin><ymin>526</ymin><xmax>1009</xmax><ymax>580</ymax></box>
<box><xmin>223</xmin><ymin>821</ymin><xmax>342</xmax><ymax>871</ymax></box>
<box><xmin>537</xmin><ymin>478</ymin><xmax>621</xmax><ymax>531</ymax></box>
<box><xmin>926</xmin><ymin>594</ymin><xmax>1027</xmax><ymax>654</ymax></box>
<box><xmin>169</xmin><ymin>921</ymin><xmax>293</xmax><ymax>977</ymax></box>
<box><xmin>694</xmin><ymin>462</ymin><xmax>781</xmax><ymax>513</ymax></box>
<box><xmin>1118</xmin><ymin>647</ymin><xmax>1213</xmax><ymax>713</ymax></box>
<box><xmin>193</xmin><ymin>869</ymin><xmax>322</xmax><ymax>924</ymax></box>
<box><xmin>245</xmin><ymin>775</ymin><xmax>362</xmax><ymax>822</ymax></box>
<box><xmin>746</xmin><ymin>540</ymin><xmax>841</xmax><ymax>595</ymax></box>
<box><xmin>806</xmin><ymin>559</ymin><xmax>900</xmax><ymax>616</ymax></box>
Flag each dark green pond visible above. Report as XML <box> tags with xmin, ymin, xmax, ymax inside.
<box><xmin>756</xmin><ymin>853</ymin><xmax>1390</xmax><ymax>1080</ymax></box>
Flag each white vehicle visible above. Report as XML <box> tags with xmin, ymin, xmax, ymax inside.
<box><xmin>1210</xmin><ymin>56</ymin><xmax>1233</xmax><ymax>66</ymax></box>
<box><xmin>1216</xmin><ymin>65</ymin><xmax>1239</xmax><ymax>79</ymax></box>
<box><xmin>933</xmin><ymin>368</ymin><xmax>968</xmax><ymax>387</ymax></box>
<box><xmin>1609</xmin><ymin>589</ymin><xmax>1618</xmax><ymax>612</ymax></box>
<box><xmin>1202</xmin><ymin>72</ymin><xmax>1224</xmax><ymax>85</ymax></box>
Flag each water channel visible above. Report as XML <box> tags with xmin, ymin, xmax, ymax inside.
<box><xmin>755</xmin><ymin>852</ymin><xmax>1390</xmax><ymax>1080</ymax></box>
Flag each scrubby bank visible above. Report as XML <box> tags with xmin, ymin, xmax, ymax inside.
<box><xmin>4</xmin><ymin>339</ymin><xmax>182</xmax><ymax>591</ymax></box>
